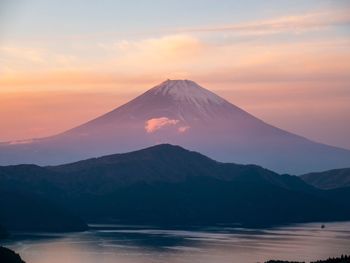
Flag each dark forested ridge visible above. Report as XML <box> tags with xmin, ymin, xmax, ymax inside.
<box><xmin>302</xmin><ymin>168</ymin><xmax>350</xmax><ymax>189</ymax></box>
<box><xmin>1</xmin><ymin>144</ymin><xmax>350</xmax><ymax>229</ymax></box>
<box><xmin>0</xmin><ymin>247</ymin><xmax>26</xmax><ymax>263</ymax></box>
<box><xmin>265</xmin><ymin>254</ymin><xmax>350</xmax><ymax>263</ymax></box>
<box><xmin>0</xmin><ymin>190</ymin><xmax>87</xmax><ymax>232</ymax></box>
<box><xmin>0</xmin><ymin>165</ymin><xmax>87</xmax><ymax>232</ymax></box>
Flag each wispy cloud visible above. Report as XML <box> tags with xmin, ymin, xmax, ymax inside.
<box><xmin>0</xmin><ymin>46</ymin><xmax>46</xmax><ymax>64</ymax></box>
<box><xmin>100</xmin><ymin>34</ymin><xmax>205</xmax><ymax>69</ymax></box>
<box><xmin>0</xmin><ymin>45</ymin><xmax>79</xmax><ymax>75</ymax></box>
<box><xmin>99</xmin><ymin>34</ymin><xmax>202</xmax><ymax>52</ymax></box>
<box><xmin>1</xmin><ymin>9</ymin><xmax>349</xmax><ymax>90</ymax></box>
<box><xmin>180</xmin><ymin>10</ymin><xmax>350</xmax><ymax>35</ymax></box>
<box><xmin>1</xmin><ymin>36</ymin><xmax>349</xmax><ymax>89</ymax></box>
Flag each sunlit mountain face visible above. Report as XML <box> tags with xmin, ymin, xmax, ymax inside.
<box><xmin>1</xmin><ymin>79</ymin><xmax>350</xmax><ymax>174</ymax></box>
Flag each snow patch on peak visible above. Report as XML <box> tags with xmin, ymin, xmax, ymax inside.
<box><xmin>152</xmin><ymin>79</ymin><xmax>226</xmax><ymax>106</ymax></box>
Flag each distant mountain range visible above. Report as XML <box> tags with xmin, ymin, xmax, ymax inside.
<box><xmin>1</xmin><ymin>79</ymin><xmax>349</xmax><ymax>174</ymax></box>
<box><xmin>1</xmin><ymin>144</ymin><xmax>350</xmax><ymax>230</ymax></box>
<box><xmin>302</xmin><ymin>168</ymin><xmax>350</xmax><ymax>189</ymax></box>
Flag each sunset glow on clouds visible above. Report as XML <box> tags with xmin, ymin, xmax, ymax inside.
<box><xmin>0</xmin><ymin>0</ymin><xmax>349</xmax><ymax>148</ymax></box>
<box><xmin>145</xmin><ymin>117</ymin><xmax>180</xmax><ymax>133</ymax></box>
<box><xmin>145</xmin><ymin>117</ymin><xmax>191</xmax><ymax>134</ymax></box>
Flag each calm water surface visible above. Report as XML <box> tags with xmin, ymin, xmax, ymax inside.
<box><xmin>3</xmin><ymin>221</ymin><xmax>350</xmax><ymax>263</ymax></box>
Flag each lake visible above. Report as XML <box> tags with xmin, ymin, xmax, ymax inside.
<box><xmin>3</xmin><ymin>221</ymin><xmax>350</xmax><ymax>263</ymax></box>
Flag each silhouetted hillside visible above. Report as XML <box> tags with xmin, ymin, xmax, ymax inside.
<box><xmin>0</xmin><ymin>190</ymin><xmax>87</xmax><ymax>232</ymax></box>
<box><xmin>265</xmin><ymin>254</ymin><xmax>350</xmax><ymax>263</ymax></box>
<box><xmin>302</xmin><ymin>168</ymin><xmax>350</xmax><ymax>189</ymax></box>
<box><xmin>321</xmin><ymin>186</ymin><xmax>350</xmax><ymax>209</ymax></box>
<box><xmin>48</xmin><ymin>144</ymin><xmax>315</xmax><ymax>193</ymax></box>
<box><xmin>0</xmin><ymin>247</ymin><xmax>25</xmax><ymax>263</ymax></box>
<box><xmin>311</xmin><ymin>255</ymin><xmax>350</xmax><ymax>263</ymax></box>
<box><xmin>0</xmin><ymin>144</ymin><xmax>349</xmax><ymax>227</ymax></box>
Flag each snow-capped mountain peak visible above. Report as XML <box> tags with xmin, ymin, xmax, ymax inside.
<box><xmin>151</xmin><ymin>79</ymin><xmax>226</xmax><ymax>106</ymax></box>
<box><xmin>2</xmin><ymin>79</ymin><xmax>350</xmax><ymax>175</ymax></box>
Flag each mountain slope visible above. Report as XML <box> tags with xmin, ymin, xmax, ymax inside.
<box><xmin>0</xmin><ymin>165</ymin><xmax>87</xmax><ymax>232</ymax></box>
<box><xmin>0</xmin><ymin>165</ymin><xmax>88</xmax><ymax>232</ymax></box>
<box><xmin>0</xmin><ymin>190</ymin><xmax>88</xmax><ymax>232</ymax></box>
<box><xmin>0</xmin><ymin>144</ymin><xmax>349</xmax><ymax>227</ymax></box>
<box><xmin>0</xmin><ymin>247</ymin><xmax>25</xmax><ymax>263</ymax></box>
<box><xmin>301</xmin><ymin>168</ymin><xmax>350</xmax><ymax>189</ymax></box>
<box><xmin>1</xmin><ymin>144</ymin><xmax>312</xmax><ymax>194</ymax></box>
<box><xmin>47</xmin><ymin>144</ymin><xmax>314</xmax><ymax>192</ymax></box>
<box><xmin>1</xmin><ymin>79</ymin><xmax>350</xmax><ymax>174</ymax></box>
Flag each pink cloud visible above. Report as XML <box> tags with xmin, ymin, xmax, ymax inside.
<box><xmin>145</xmin><ymin>117</ymin><xmax>179</xmax><ymax>133</ymax></box>
<box><xmin>178</xmin><ymin>126</ymin><xmax>190</xmax><ymax>133</ymax></box>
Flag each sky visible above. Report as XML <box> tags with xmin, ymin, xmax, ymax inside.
<box><xmin>0</xmin><ymin>0</ymin><xmax>350</xmax><ymax>149</ymax></box>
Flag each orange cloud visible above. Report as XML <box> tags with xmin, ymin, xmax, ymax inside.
<box><xmin>0</xmin><ymin>34</ymin><xmax>206</xmax><ymax>89</ymax></box>
<box><xmin>102</xmin><ymin>34</ymin><xmax>202</xmax><ymax>54</ymax></box>
<box><xmin>105</xmin><ymin>34</ymin><xmax>205</xmax><ymax>73</ymax></box>
<box><xmin>1</xmin><ymin>38</ymin><xmax>349</xmax><ymax>91</ymax></box>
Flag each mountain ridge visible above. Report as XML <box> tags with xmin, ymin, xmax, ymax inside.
<box><xmin>1</xmin><ymin>144</ymin><xmax>349</xmax><ymax>227</ymax></box>
<box><xmin>302</xmin><ymin>168</ymin><xmax>350</xmax><ymax>189</ymax></box>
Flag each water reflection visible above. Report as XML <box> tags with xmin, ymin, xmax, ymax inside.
<box><xmin>3</xmin><ymin>221</ymin><xmax>350</xmax><ymax>263</ymax></box>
